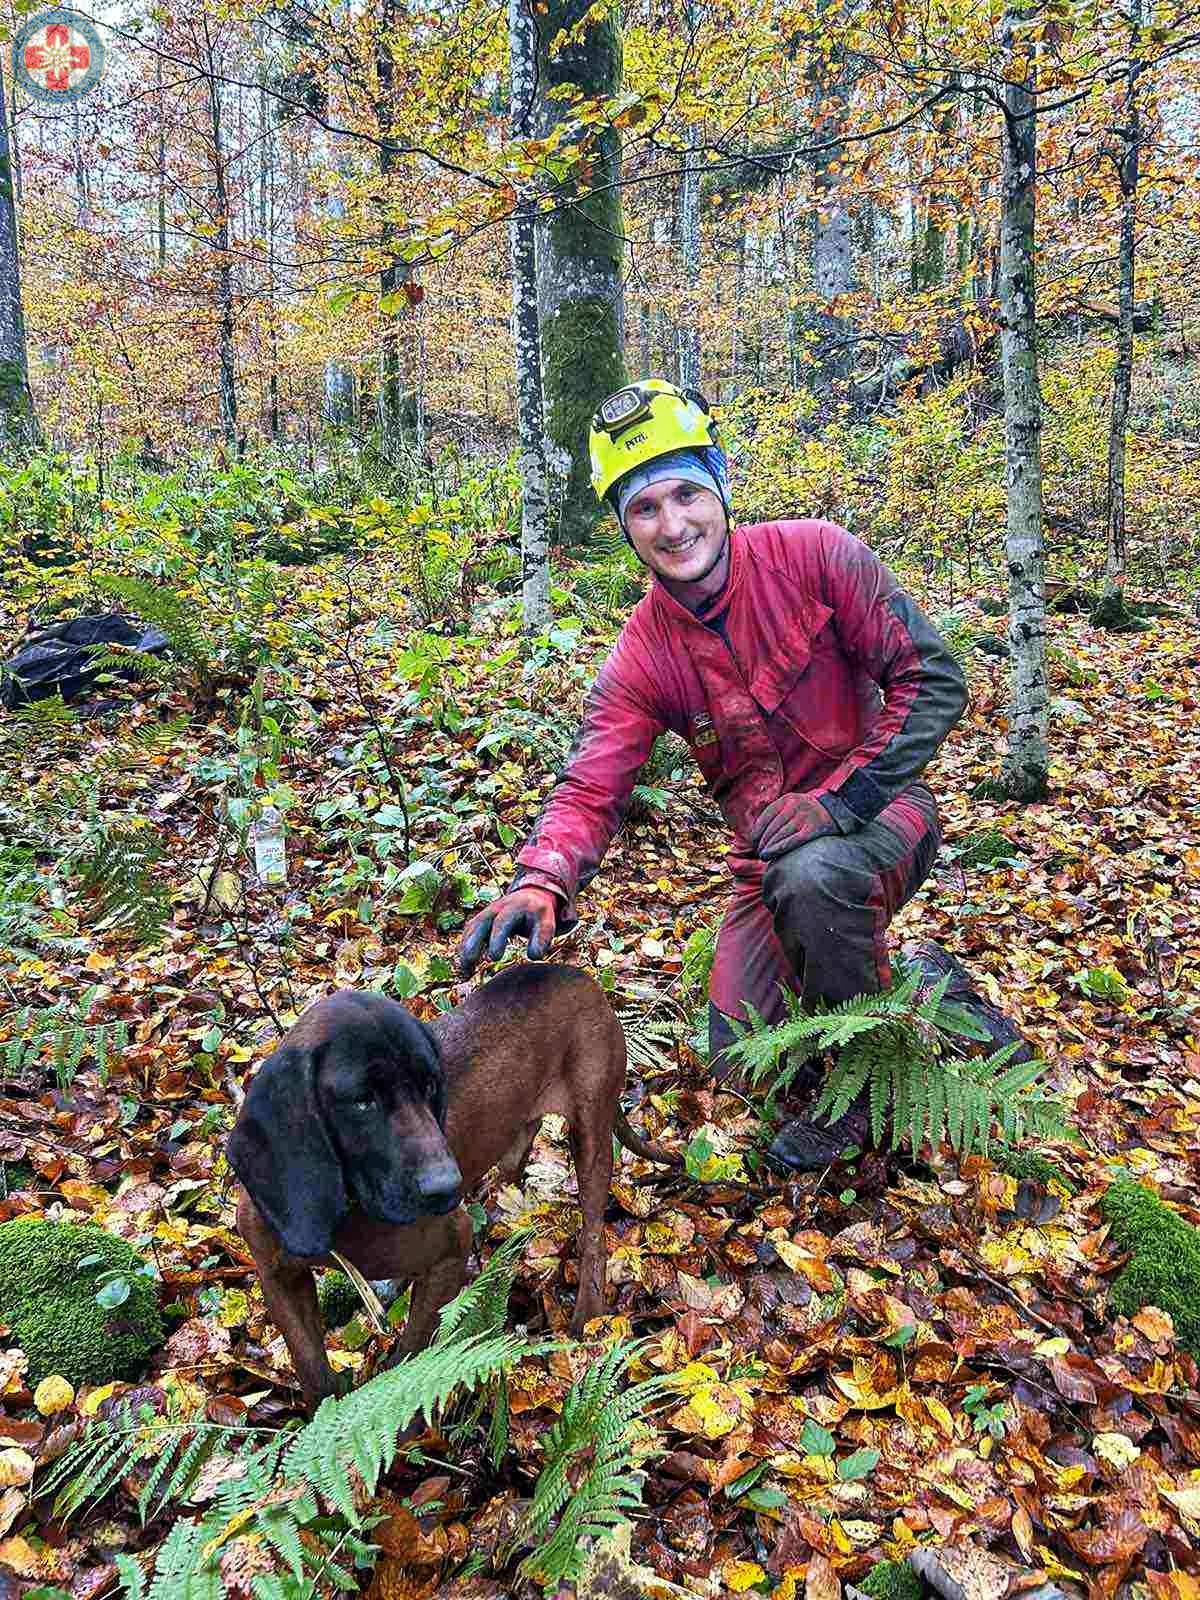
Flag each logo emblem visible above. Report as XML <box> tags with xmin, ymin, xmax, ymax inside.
<box><xmin>14</xmin><ymin>9</ymin><xmax>104</xmax><ymax>104</ymax></box>
<box><xmin>692</xmin><ymin>712</ymin><xmax>718</xmax><ymax>749</ymax></box>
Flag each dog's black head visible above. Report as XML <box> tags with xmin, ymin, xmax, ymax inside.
<box><xmin>227</xmin><ymin>990</ymin><xmax>462</xmax><ymax>1259</ymax></box>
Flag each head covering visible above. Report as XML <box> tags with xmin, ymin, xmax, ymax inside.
<box><xmin>613</xmin><ymin>445</ymin><xmax>730</xmax><ymax>527</ymax></box>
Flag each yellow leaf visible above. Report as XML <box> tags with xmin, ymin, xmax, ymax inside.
<box><xmin>1035</xmin><ymin>1335</ymin><xmax>1071</xmax><ymax>1356</ymax></box>
<box><xmin>328</xmin><ymin>1350</ymin><xmax>365</xmax><ymax>1372</ymax></box>
<box><xmin>669</xmin><ymin>1383</ymin><xmax>740</xmax><ymax>1439</ymax></box>
<box><xmin>81</xmin><ymin>1382</ymin><xmax>119</xmax><ymax>1416</ymax></box>
<box><xmin>33</xmin><ymin>1376</ymin><xmax>74</xmax><ymax>1416</ymax></box>
<box><xmin>924</xmin><ymin>1394</ymin><xmax>956</xmax><ymax>1437</ymax></box>
<box><xmin>1092</xmin><ymin>1431</ymin><xmax>1140</xmax><ymax>1471</ymax></box>
<box><xmin>723</xmin><ymin>1560</ymin><xmax>767</xmax><ymax>1591</ymax></box>
<box><xmin>218</xmin><ymin>1289</ymin><xmax>249</xmax><ymax>1329</ymax></box>
<box><xmin>774</xmin><ymin>1239</ymin><xmax>838</xmax><ymax>1290</ymax></box>
<box><xmin>0</xmin><ymin>1450</ymin><xmax>33</xmax><ymax>1488</ymax></box>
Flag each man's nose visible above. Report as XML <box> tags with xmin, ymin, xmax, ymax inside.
<box><xmin>661</xmin><ymin>501</ymin><xmax>689</xmax><ymax>538</ymax></box>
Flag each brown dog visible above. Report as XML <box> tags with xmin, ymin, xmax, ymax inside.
<box><xmin>228</xmin><ymin>963</ymin><xmax>667</xmax><ymax>1409</ymax></box>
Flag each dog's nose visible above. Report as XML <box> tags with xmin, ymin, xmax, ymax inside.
<box><xmin>415</xmin><ymin>1156</ymin><xmax>462</xmax><ymax>1208</ymax></box>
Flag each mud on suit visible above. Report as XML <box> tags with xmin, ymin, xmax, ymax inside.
<box><xmin>510</xmin><ymin>518</ymin><xmax>969</xmax><ymax>1069</ymax></box>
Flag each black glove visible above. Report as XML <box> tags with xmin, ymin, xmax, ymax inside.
<box><xmin>457</xmin><ymin>886</ymin><xmax>558</xmax><ymax>978</ymax></box>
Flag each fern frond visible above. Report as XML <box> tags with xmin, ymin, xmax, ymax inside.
<box><xmin>735</xmin><ymin>969</ymin><xmax>1069</xmax><ymax>1163</ymax></box>
<box><xmin>514</xmin><ymin>1342</ymin><xmax>670</xmax><ymax>1589</ymax></box>
<box><xmin>434</xmin><ymin>1229</ymin><xmax>528</xmax><ymax>1346</ymax></box>
<box><xmin>283</xmin><ymin>1330</ymin><xmax>525</xmax><ymax>1522</ymax></box>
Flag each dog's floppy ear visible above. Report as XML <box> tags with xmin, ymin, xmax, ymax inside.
<box><xmin>227</xmin><ymin>1042</ymin><xmax>348</xmax><ymax>1258</ymax></box>
<box><xmin>415</xmin><ymin>1017</ymin><xmax>448</xmax><ymax>1130</ymax></box>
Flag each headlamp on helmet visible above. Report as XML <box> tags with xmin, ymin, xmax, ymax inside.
<box><xmin>588</xmin><ymin>377</ymin><xmax>722</xmax><ymax>503</ymax></box>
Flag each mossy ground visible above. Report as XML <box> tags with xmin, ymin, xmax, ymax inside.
<box><xmin>1101</xmin><ymin>1179</ymin><xmax>1200</xmax><ymax>1356</ymax></box>
<box><xmin>858</xmin><ymin>1559</ymin><xmax>922</xmax><ymax>1600</ymax></box>
<box><xmin>318</xmin><ymin>1271</ymin><xmax>363</xmax><ymax>1330</ymax></box>
<box><xmin>997</xmin><ymin>1150</ymin><xmax>1078</xmax><ymax>1195</ymax></box>
<box><xmin>0</xmin><ymin>1218</ymin><xmax>164</xmax><ymax>1387</ymax></box>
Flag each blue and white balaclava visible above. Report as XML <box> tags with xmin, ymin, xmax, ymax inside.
<box><xmin>612</xmin><ymin>445</ymin><xmax>731</xmax><ymax>528</ymax></box>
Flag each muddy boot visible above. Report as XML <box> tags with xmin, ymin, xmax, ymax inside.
<box><xmin>768</xmin><ymin>1090</ymin><xmax>872</xmax><ymax>1173</ymax></box>
<box><xmin>900</xmin><ymin>939</ymin><xmax>1033</xmax><ymax>1062</ymax></box>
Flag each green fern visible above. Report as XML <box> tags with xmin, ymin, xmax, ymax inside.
<box><xmin>95</xmin><ymin>574</ymin><xmax>215</xmax><ymax>678</ymax></box>
<box><xmin>43</xmin><ymin>1247</ymin><xmax>534</xmax><ymax>1596</ymax></box>
<box><xmin>724</xmin><ymin>965</ymin><xmax>1068</xmax><ymax>1161</ymax></box>
<box><xmin>513</xmin><ymin>1340</ymin><xmax>669</xmax><ymax>1589</ymax></box>
<box><xmin>1</xmin><ymin>986</ymin><xmax>128</xmax><ymax>1091</ymax></box>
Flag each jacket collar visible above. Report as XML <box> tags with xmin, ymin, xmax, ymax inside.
<box><xmin>649</xmin><ymin>523</ymin><xmax>745</xmax><ymax>628</ymax></box>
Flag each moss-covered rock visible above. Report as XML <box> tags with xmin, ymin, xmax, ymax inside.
<box><xmin>858</xmin><ymin>1559</ymin><xmax>922</xmax><ymax>1600</ymax></box>
<box><xmin>317</xmin><ymin>1271</ymin><xmax>362</xmax><ymax>1331</ymax></box>
<box><xmin>954</xmin><ymin>828</ymin><xmax>1017</xmax><ymax>870</ymax></box>
<box><xmin>997</xmin><ymin>1150</ymin><xmax>1077</xmax><ymax>1195</ymax></box>
<box><xmin>1101</xmin><ymin>1179</ymin><xmax>1200</xmax><ymax>1356</ymax></box>
<box><xmin>0</xmin><ymin>1218</ymin><xmax>164</xmax><ymax>1387</ymax></box>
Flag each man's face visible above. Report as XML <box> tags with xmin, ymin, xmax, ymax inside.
<box><xmin>622</xmin><ymin>477</ymin><xmax>727</xmax><ymax>584</ymax></box>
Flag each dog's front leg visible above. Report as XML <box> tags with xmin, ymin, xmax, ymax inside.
<box><xmin>385</xmin><ymin>1209</ymin><xmax>473</xmax><ymax>1360</ymax></box>
<box><xmin>238</xmin><ymin>1191</ymin><xmax>340</xmax><ymax>1411</ymax></box>
<box><xmin>258</xmin><ymin>1256</ymin><xmax>342</xmax><ymax>1410</ymax></box>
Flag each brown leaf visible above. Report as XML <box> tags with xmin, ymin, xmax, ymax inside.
<box><xmin>806</xmin><ymin>1553</ymin><xmax>841</xmax><ymax>1600</ymax></box>
<box><xmin>1011</xmin><ymin>1504</ymin><xmax>1034</xmax><ymax>1562</ymax></box>
<box><xmin>1049</xmin><ymin>1353</ymin><xmax>1099</xmax><ymax>1403</ymax></box>
<box><xmin>1064</xmin><ymin>1505</ymin><xmax>1148</xmax><ymax>1563</ymax></box>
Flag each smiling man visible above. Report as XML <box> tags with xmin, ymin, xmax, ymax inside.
<box><xmin>459</xmin><ymin>378</ymin><xmax>985</xmax><ymax>1169</ymax></box>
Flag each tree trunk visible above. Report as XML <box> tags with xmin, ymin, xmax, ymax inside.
<box><xmin>1103</xmin><ymin>2</ymin><xmax>1141</xmax><ymax>602</ymax></box>
<box><xmin>0</xmin><ymin>57</ymin><xmax>36</xmax><ymax>449</ymax></box>
<box><xmin>204</xmin><ymin>20</ymin><xmax>239</xmax><ymax>451</ymax></box>
<box><xmin>324</xmin><ymin>154</ymin><xmax>356</xmax><ymax>427</ymax></box>
<box><xmin>156</xmin><ymin>53</ymin><xmax>166</xmax><ymax>265</ymax></box>
<box><xmin>808</xmin><ymin>0</ymin><xmax>855</xmax><ymax>392</ymax></box>
<box><xmin>509</xmin><ymin>0</ymin><xmax>551</xmax><ymax>634</ymax></box>
<box><xmin>534</xmin><ymin>0</ymin><xmax>628</xmax><ymax>544</ymax></box>
<box><xmin>376</xmin><ymin>0</ymin><xmax>416</xmax><ymax>461</ymax></box>
<box><xmin>998</xmin><ymin>14</ymin><xmax>1048</xmax><ymax>802</ymax></box>
<box><xmin>676</xmin><ymin>0</ymin><xmax>700</xmax><ymax>391</ymax></box>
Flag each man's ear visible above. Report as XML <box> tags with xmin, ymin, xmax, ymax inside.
<box><xmin>226</xmin><ymin>1043</ymin><xmax>348</xmax><ymax>1258</ymax></box>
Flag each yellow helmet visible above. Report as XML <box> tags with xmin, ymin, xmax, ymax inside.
<box><xmin>588</xmin><ymin>378</ymin><xmax>722</xmax><ymax>503</ymax></box>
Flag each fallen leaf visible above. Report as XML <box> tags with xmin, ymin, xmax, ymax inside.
<box><xmin>33</xmin><ymin>1375</ymin><xmax>74</xmax><ymax>1416</ymax></box>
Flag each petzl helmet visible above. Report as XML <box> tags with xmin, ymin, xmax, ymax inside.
<box><xmin>589</xmin><ymin>378</ymin><xmax>722</xmax><ymax>504</ymax></box>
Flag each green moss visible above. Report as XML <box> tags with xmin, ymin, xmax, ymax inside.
<box><xmin>0</xmin><ymin>1218</ymin><xmax>164</xmax><ymax>1387</ymax></box>
<box><xmin>859</xmin><ymin>1560</ymin><xmax>922</xmax><ymax>1600</ymax></box>
<box><xmin>954</xmin><ymin>828</ymin><xmax>1016</xmax><ymax>870</ymax></box>
<box><xmin>0</xmin><ymin>1161</ymin><xmax>35</xmax><ymax>1195</ymax></box>
<box><xmin>1101</xmin><ymin>1179</ymin><xmax>1200</xmax><ymax>1356</ymax></box>
<box><xmin>541</xmin><ymin>295</ymin><xmax>626</xmax><ymax>545</ymax></box>
<box><xmin>997</xmin><ymin>1151</ymin><xmax>1077</xmax><ymax>1195</ymax></box>
<box><xmin>318</xmin><ymin>1271</ymin><xmax>362</xmax><ymax>1330</ymax></box>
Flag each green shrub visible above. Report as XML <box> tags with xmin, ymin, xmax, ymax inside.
<box><xmin>0</xmin><ymin>1219</ymin><xmax>164</xmax><ymax>1386</ymax></box>
<box><xmin>859</xmin><ymin>1560</ymin><xmax>922</xmax><ymax>1600</ymax></box>
<box><xmin>1101</xmin><ymin>1179</ymin><xmax>1200</xmax><ymax>1356</ymax></box>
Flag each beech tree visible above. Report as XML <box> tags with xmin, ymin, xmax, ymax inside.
<box><xmin>0</xmin><ymin>57</ymin><xmax>35</xmax><ymax>450</ymax></box>
<box><xmin>533</xmin><ymin>0</ymin><xmax>628</xmax><ymax>543</ymax></box>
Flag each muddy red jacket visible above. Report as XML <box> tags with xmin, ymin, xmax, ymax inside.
<box><xmin>514</xmin><ymin>518</ymin><xmax>968</xmax><ymax>924</ymax></box>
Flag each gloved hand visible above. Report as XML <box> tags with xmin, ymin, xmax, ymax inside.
<box><xmin>457</xmin><ymin>886</ymin><xmax>559</xmax><ymax>978</ymax></box>
<box><xmin>750</xmin><ymin>793</ymin><xmax>838</xmax><ymax>860</ymax></box>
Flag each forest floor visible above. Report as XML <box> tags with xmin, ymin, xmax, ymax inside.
<box><xmin>0</xmin><ymin>558</ymin><xmax>1198</xmax><ymax>1600</ymax></box>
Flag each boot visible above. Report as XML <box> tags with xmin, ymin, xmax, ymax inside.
<box><xmin>768</xmin><ymin>1090</ymin><xmax>872</xmax><ymax>1172</ymax></box>
<box><xmin>899</xmin><ymin>939</ymin><xmax>1033</xmax><ymax>1062</ymax></box>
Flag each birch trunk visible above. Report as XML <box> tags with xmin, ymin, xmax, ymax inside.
<box><xmin>534</xmin><ymin>0</ymin><xmax>628</xmax><ymax>543</ymax></box>
<box><xmin>204</xmin><ymin>20</ymin><xmax>239</xmax><ymax>451</ymax></box>
<box><xmin>676</xmin><ymin>0</ymin><xmax>700</xmax><ymax>391</ymax></box>
<box><xmin>377</xmin><ymin>0</ymin><xmax>415</xmax><ymax>460</ymax></box>
<box><xmin>509</xmin><ymin>0</ymin><xmax>551</xmax><ymax>634</ymax></box>
<box><xmin>1103</xmin><ymin>2</ymin><xmax>1141</xmax><ymax>603</ymax></box>
<box><xmin>998</xmin><ymin>13</ymin><xmax>1048</xmax><ymax>801</ymax></box>
<box><xmin>0</xmin><ymin>58</ymin><xmax>35</xmax><ymax>448</ymax></box>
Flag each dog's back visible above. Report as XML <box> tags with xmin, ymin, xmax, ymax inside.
<box><xmin>429</xmin><ymin>964</ymin><xmax>625</xmax><ymax>1192</ymax></box>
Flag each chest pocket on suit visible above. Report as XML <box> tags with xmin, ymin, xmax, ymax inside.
<box><xmin>772</xmin><ymin>620</ymin><xmax>861</xmax><ymax>759</ymax></box>
<box><xmin>748</xmin><ymin>597</ymin><xmax>832</xmax><ymax>716</ymax></box>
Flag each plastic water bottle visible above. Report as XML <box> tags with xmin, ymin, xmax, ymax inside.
<box><xmin>252</xmin><ymin>805</ymin><xmax>288</xmax><ymax>885</ymax></box>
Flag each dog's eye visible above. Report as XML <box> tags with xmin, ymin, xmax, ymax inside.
<box><xmin>351</xmin><ymin>1093</ymin><xmax>374</xmax><ymax>1112</ymax></box>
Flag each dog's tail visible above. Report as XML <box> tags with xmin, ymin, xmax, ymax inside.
<box><xmin>614</xmin><ymin>1110</ymin><xmax>678</xmax><ymax>1167</ymax></box>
